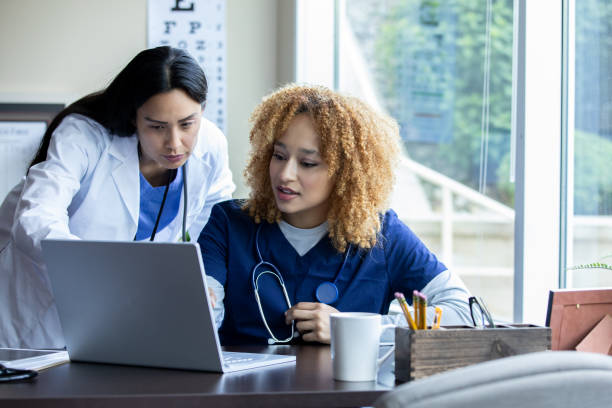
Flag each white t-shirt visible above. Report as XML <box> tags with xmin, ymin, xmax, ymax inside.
<box><xmin>277</xmin><ymin>220</ymin><xmax>328</xmax><ymax>256</ymax></box>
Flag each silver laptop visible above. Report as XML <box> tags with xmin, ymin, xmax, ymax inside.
<box><xmin>41</xmin><ymin>239</ymin><xmax>295</xmax><ymax>372</ymax></box>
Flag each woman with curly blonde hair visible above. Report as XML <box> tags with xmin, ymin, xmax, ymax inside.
<box><xmin>199</xmin><ymin>84</ymin><xmax>473</xmax><ymax>345</ymax></box>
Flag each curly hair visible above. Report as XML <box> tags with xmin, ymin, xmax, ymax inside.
<box><xmin>244</xmin><ymin>84</ymin><xmax>400</xmax><ymax>253</ymax></box>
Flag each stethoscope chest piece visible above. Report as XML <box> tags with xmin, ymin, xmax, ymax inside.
<box><xmin>314</xmin><ymin>245</ymin><xmax>352</xmax><ymax>305</ymax></box>
<box><xmin>315</xmin><ymin>281</ymin><xmax>339</xmax><ymax>304</ymax></box>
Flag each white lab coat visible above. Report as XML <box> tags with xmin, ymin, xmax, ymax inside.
<box><xmin>0</xmin><ymin>114</ymin><xmax>235</xmax><ymax>348</ymax></box>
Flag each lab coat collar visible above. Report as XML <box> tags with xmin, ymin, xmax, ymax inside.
<box><xmin>183</xmin><ymin>129</ymin><xmax>211</xmax><ymax>212</ymax></box>
<box><xmin>105</xmin><ymin>129</ymin><xmax>212</xmax><ymax>232</ymax></box>
<box><xmin>108</xmin><ymin>135</ymin><xmax>140</xmax><ymax>227</ymax></box>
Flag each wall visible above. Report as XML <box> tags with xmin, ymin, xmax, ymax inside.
<box><xmin>0</xmin><ymin>0</ymin><xmax>295</xmax><ymax>198</ymax></box>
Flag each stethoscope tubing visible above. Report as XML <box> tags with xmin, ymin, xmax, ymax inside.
<box><xmin>147</xmin><ymin>163</ymin><xmax>188</xmax><ymax>243</ymax></box>
<box><xmin>252</xmin><ymin>222</ymin><xmax>352</xmax><ymax>308</ymax></box>
<box><xmin>181</xmin><ymin>163</ymin><xmax>187</xmax><ymax>242</ymax></box>
<box><xmin>251</xmin><ymin>223</ymin><xmax>354</xmax><ymax>343</ymax></box>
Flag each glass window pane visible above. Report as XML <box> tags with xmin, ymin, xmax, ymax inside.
<box><xmin>568</xmin><ymin>0</ymin><xmax>612</xmax><ymax>288</ymax></box>
<box><xmin>339</xmin><ymin>0</ymin><xmax>515</xmax><ymax>321</ymax></box>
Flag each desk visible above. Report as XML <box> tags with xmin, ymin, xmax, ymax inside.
<box><xmin>0</xmin><ymin>344</ymin><xmax>395</xmax><ymax>408</ymax></box>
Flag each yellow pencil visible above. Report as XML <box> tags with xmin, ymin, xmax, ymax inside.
<box><xmin>413</xmin><ymin>290</ymin><xmax>419</xmax><ymax>329</ymax></box>
<box><xmin>395</xmin><ymin>292</ymin><xmax>418</xmax><ymax>330</ymax></box>
<box><xmin>421</xmin><ymin>293</ymin><xmax>428</xmax><ymax>330</ymax></box>
<box><xmin>433</xmin><ymin>307</ymin><xmax>443</xmax><ymax>329</ymax></box>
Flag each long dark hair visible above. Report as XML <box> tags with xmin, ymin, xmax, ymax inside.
<box><xmin>28</xmin><ymin>46</ymin><xmax>208</xmax><ymax>168</ymax></box>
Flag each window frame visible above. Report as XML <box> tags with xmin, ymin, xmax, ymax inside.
<box><xmin>295</xmin><ymin>0</ymin><xmax>567</xmax><ymax>324</ymax></box>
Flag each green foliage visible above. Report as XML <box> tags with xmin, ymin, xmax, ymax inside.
<box><xmin>348</xmin><ymin>0</ymin><xmax>611</xmax><ymax>215</ymax></box>
<box><xmin>568</xmin><ymin>254</ymin><xmax>612</xmax><ymax>272</ymax></box>
<box><xmin>567</xmin><ymin>262</ymin><xmax>612</xmax><ymax>271</ymax></box>
<box><xmin>574</xmin><ymin>130</ymin><xmax>612</xmax><ymax>215</ymax></box>
<box><xmin>370</xmin><ymin>0</ymin><xmax>514</xmax><ymax>204</ymax></box>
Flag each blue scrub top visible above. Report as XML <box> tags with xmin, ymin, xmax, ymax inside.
<box><xmin>134</xmin><ymin>168</ymin><xmax>183</xmax><ymax>241</ymax></box>
<box><xmin>198</xmin><ymin>199</ymin><xmax>446</xmax><ymax>345</ymax></box>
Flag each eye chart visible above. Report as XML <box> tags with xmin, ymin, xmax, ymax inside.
<box><xmin>148</xmin><ymin>0</ymin><xmax>227</xmax><ymax>133</ymax></box>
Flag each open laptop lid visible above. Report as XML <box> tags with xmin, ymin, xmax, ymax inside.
<box><xmin>42</xmin><ymin>239</ymin><xmax>225</xmax><ymax>371</ymax></box>
<box><xmin>546</xmin><ymin>288</ymin><xmax>612</xmax><ymax>350</ymax></box>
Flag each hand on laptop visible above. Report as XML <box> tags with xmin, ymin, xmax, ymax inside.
<box><xmin>285</xmin><ymin>302</ymin><xmax>339</xmax><ymax>344</ymax></box>
<box><xmin>208</xmin><ymin>288</ymin><xmax>216</xmax><ymax>308</ymax></box>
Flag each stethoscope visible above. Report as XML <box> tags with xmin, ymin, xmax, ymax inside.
<box><xmin>147</xmin><ymin>163</ymin><xmax>188</xmax><ymax>242</ymax></box>
<box><xmin>251</xmin><ymin>223</ymin><xmax>352</xmax><ymax>344</ymax></box>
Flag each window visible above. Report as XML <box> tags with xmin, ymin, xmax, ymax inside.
<box><xmin>298</xmin><ymin>0</ymin><xmax>516</xmax><ymax>321</ymax></box>
<box><xmin>564</xmin><ymin>0</ymin><xmax>612</xmax><ymax>288</ymax></box>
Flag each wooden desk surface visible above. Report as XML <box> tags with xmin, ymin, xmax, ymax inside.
<box><xmin>0</xmin><ymin>344</ymin><xmax>395</xmax><ymax>408</ymax></box>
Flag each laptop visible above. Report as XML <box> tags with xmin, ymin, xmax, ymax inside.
<box><xmin>41</xmin><ymin>239</ymin><xmax>296</xmax><ymax>372</ymax></box>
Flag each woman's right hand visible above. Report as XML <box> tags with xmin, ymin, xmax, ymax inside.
<box><xmin>285</xmin><ymin>302</ymin><xmax>339</xmax><ymax>344</ymax></box>
<box><xmin>208</xmin><ymin>287</ymin><xmax>217</xmax><ymax>308</ymax></box>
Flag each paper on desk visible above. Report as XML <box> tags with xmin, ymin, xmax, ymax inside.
<box><xmin>0</xmin><ymin>348</ymin><xmax>70</xmax><ymax>371</ymax></box>
<box><xmin>575</xmin><ymin>314</ymin><xmax>612</xmax><ymax>355</ymax></box>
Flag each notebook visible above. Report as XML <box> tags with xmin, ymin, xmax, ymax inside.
<box><xmin>0</xmin><ymin>348</ymin><xmax>69</xmax><ymax>371</ymax></box>
<box><xmin>41</xmin><ymin>239</ymin><xmax>296</xmax><ymax>372</ymax></box>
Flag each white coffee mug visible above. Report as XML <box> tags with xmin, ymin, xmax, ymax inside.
<box><xmin>330</xmin><ymin>312</ymin><xmax>395</xmax><ymax>381</ymax></box>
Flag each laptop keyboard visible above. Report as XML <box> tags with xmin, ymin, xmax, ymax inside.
<box><xmin>220</xmin><ymin>351</ymin><xmax>296</xmax><ymax>371</ymax></box>
<box><xmin>223</xmin><ymin>353</ymin><xmax>256</xmax><ymax>365</ymax></box>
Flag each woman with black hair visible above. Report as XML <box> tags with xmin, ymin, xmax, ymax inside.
<box><xmin>0</xmin><ymin>46</ymin><xmax>234</xmax><ymax>349</ymax></box>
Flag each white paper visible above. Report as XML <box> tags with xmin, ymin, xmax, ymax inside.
<box><xmin>0</xmin><ymin>348</ymin><xmax>69</xmax><ymax>371</ymax></box>
<box><xmin>0</xmin><ymin>121</ymin><xmax>46</xmax><ymax>202</ymax></box>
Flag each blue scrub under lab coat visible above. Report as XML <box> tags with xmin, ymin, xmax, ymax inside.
<box><xmin>198</xmin><ymin>200</ymin><xmax>446</xmax><ymax>345</ymax></box>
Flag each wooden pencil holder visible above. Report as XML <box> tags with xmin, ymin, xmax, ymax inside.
<box><xmin>394</xmin><ymin>324</ymin><xmax>551</xmax><ymax>382</ymax></box>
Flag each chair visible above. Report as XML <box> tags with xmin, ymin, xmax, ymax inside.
<box><xmin>374</xmin><ymin>351</ymin><xmax>612</xmax><ymax>408</ymax></box>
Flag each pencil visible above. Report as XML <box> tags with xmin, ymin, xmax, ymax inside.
<box><xmin>433</xmin><ymin>306</ymin><xmax>443</xmax><ymax>329</ymax></box>
<box><xmin>413</xmin><ymin>290</ymin><xmax>419</xmax><ymax>329</ymax></box>
<box><xmin>395</xmin><ymin>292</ymin><xmax>418</xmax><ymax>330</ymax></box>
<box><xmin>419</xmin><ymin>293</ymin><xmax>427</xmax><ymax>330</ymax></box>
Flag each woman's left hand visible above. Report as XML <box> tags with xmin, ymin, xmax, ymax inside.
<box><xmin>285</xmin><ymin>302</ymin><xmax>339</xmax><ymax>344</ymax></box>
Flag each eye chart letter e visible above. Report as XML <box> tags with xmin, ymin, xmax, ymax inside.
<box><xmin>148</xmin><ymin>0</ymin><xmax>227</xmax><ymax>133</ymax></box>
